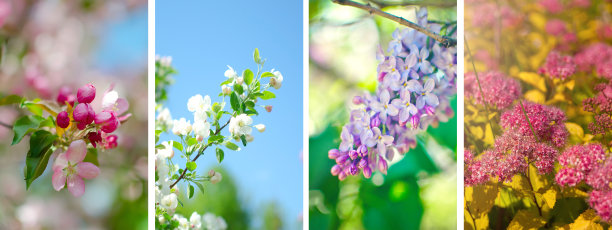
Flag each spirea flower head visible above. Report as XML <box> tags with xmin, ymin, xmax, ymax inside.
<box><xmin>464</xmin><ymin>149</ymin><xmax>491</xmax><ymax>186</ymax></box>
<box><xmin>538</xmin><ymin>51</ymin><xmax>576</xmax><ymax>80</ymax></box>
<box><xmin>586</xmin><ymin>157</ymin><xmax>612</xmax><ymax>191</ymax></box>
<box><xmin>464</xmin><ymin>71</ymin><xmax>521</xmax><ymax>109</ymax></box>
<box><xmin>494</xmin><ymin>130</ymin><xmax>558</xmax><ymax>177</ymax></box>
<box><xmin>573</xmin><ymin>43</ymin><xmax>612</xmax><ymax>73</ymax></box>
<box><xmin>588</xmin><ymin>190</ymin><xmax>612</xmax><ymax>223</ymax></box>
<box><xmin>500</xmin><ymin>101</ymin><xmax>568</xmax><ymax>147</ymax></box>
<box><xmin>327</xmin><ymin>9</ymin><xmax>456</xmax><ymax>180</ymax></box>
<box><xmin>555</xmin><ymin>144</ymin><xmax>606</xmax><ymax>187</ymax></box>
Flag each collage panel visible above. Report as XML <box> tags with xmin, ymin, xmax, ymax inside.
<box><xmin>309</xmin><ymin>0</ymin><xmax>458</xmax><ymax>229</ymax></box>
<box><xmin>0</xmin><ymin>0</ymin><xmax>148</xmax><ymax>229</ymax></box>
<box><xmin>154</xmin><ymin>1</ymin><xmax>303</xmax><ymax>229</ymax></box>
<box><xmin>464</xmin><ymin>0</ymin><xmax>612</xmax><ymax>229</ymax></box>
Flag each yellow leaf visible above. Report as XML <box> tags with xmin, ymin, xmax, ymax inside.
<box><xmin>565</xmin><ymin>122</ymin><xmax>585</xmax><ymax>139</ymax></box>
<box><xmin>483</xmin><ymin>124</ymin><xmax>494</xmax><ymax>146</ymax></box>
<box><xmin>569</xmin><ymin>209</ymin><xmax>604</xmax><ymax>230</ymax></box>
<box><xmin>540</xmin><ymin>188</ymin><xmax>557</xmax><ymax>209</ymax></box>
<box><xmin>583</xmin><ymin>134</ymin><xmax>594</xmax><ymax>143</ymax></box>
<box><xmin>559</xmin><ymin>186</ymin><xmax>588</xmax><ymax>198</ymax></box>
<box><xmin>529</xmin><ymin>164</ymin><xmax>552</xmax><ymax>193</ymax></box>
<box><xmin>524</xmin><ymin>90</ymin><xmax>546</xmax><ymax>104</ymax></box>
<box><xmin>465</xmin><ymin>183</ymin><xmax>499</xmax><ymax>216</ymax></box>
<box><xmin>517</xmin><ymin>72</ymin><xmax>547</xmax><ymax>92</ymax></box>
<box><xmin>565</xmin><ymin>80</ymin><xmax>575</xmax><ymax>90</ymax></box>
<box><xmin>469</xmin><ymin>126</ymin><xmax>484</xmax><ymax>139</ymax></box>
<box><xmin>509</xmin><ymin>175</ymin><xmax>532</xmax><ymax>196</ymax></box>
<box><xmin>529</xmin><ymin>13</ymin><xmax>547</xmax><ymax>30</ymax></box>
<box><xmin>507</xmin><ymin>210</ymin><xmax>546</xmax><ymax>230</ymax></box>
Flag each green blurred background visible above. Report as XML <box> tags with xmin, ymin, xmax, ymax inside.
<box><xmin>309</xmin><ymin>0</ymin><xmax>457</xmax><ymax>229</ymax></box>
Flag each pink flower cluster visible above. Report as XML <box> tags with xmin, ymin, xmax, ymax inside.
<box><xmin>588</xmin><ymin>190</ymin><xmax>612</xmax><ymax>223</ymax></box>
<box><xmin>465</xmin><ymin>130</ymin><xmax>559</xmax><ymax>185</ymax></box>
<box><xmin>500</xmin><ymin>101</ymin><xmax>568</xmax><ymax>147</ymax></box>
<box><xmin>470</xmin><ymin>3</ymin><xmax>522</xmax><ymax>28</ymax></box>
<box><xmin>583</xmin><ymin>81</ymin><xmax>612</xmax><ymax>135</ymax></box>
<box><xmin>555</xmin><ymin>144</ymin><xmax>606</xmax><ymax>187</ymax></box>
<box><xmin>574</xmin><ymin>43</ymin><xmax>612</xmax><ymax>78</ymax></box>
<box><xmin>55</xmin><ymin>84</ymin><xmax>130</xmax><ymax>150</ymax></box>
<box><xmin>464</xmin><ymin>71</ymin><xmax>521</xmax><ymax>109</ymax></box>
<box><xmin>538</xmin><ymin>51</ymin><xmax>576</xmax><ymax>80</ymax></box>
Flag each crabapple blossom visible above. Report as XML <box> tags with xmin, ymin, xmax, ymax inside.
<box><xmin>269</xmin><ymin>69</ymin><xmax>283</xmax><ymax>89</ymax></box>
<box><xmin>172</xmin><ymin>118</ymin><xmax>192</xmax><ymax>136</ymax></box>
<box><xmin>229</xmin><ymin>114</ymin><xmax>253</xmax><ymax>136</ymax></box>
<box><xmin>160</xmin><ymin>193</ymin><xmax>178</xmax><ymax>211</ymax></box>
<box><xmin>192</xmin><ymin>120</ymin><xmax>211</xmax><ymax>140</ymax></box>
<box><xmin>254</xmin><ymin>124</ymin><xmax>265</xmax><ymax>132</ymax></box>
<box><xmin>189</xmin><ymin>212</ymin><xmax>202</xmax><ymax>229</ymax></box>
<box><xmin>187</xmin><ymin>94</ymin><xmax>212</xmax><ymax>113</ymax></box>
<box><xmin>209</xmin><ymin>170</ymin><xmax>222</xmax><ymax>184</ymax></box>
<box><xmin>56</xmin><ymin>111</ymin><xmax>70</xmax><ymax>128</ymax></box>
<box><xmin>76</xmin><ymin>84</ymin><xmax>96</xmax><ymax>103</ymax></box>
<box><xmin>221</xmin><ymin>85</ymin><xmax>232</xmax><ymax>95</ymax></box>
<box><xmin>224</xmin><ymin>66</ymin><xmax>238</xmax><ymax>80</ymax></box>
<box><xmin>203</xmin><ymin>213</ymin><xmax>227</xmax><ymax>230</ymax></box>
<box><xmin>51</xmin><ymin>140</ymin><xmax>100</xmax><ymax>197</ymax></box>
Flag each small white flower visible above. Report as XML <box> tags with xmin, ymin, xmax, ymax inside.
<box><xmin>203</xmin><ymin>213</ymin><xmax>227</xmax><ymax>230</ymax></box>
<box><xmin>236</xmin><ymin>76</ymin><xmax>244</xmax><ymax>85</ymax></box>
<box><xmin>177</xmin><ymin>216</ymin><xmax>189</xmax><ymax>230</ymax></box>
<box><xmin>192</xmin><ymin>120</ymin><xmax>211</xmax><ymax>139</ymax></box>
<box><xmin>158</xmin><ymin>141</ymin><xmax>174</xmax><ymax>159</ymax></box>
<box><xmin>210</xmin><ymin>171</ymin><xmax>222</xmax><ymax>184</ymax></box>
<box><xmin>224</xmin><ymin>65</ymin><xmax>238</xmax><ymax>80</ymax></box>
<box><xmin>190</xmin><ymin>212</ymin><xmax>202</xmax><ymax>229</ymax></box>
<box><xmin>172</xmin><ymin>118</ymin><xmax>192</xmax><ymax>136</ymax></box>
<box><xmin>269</xmin><ymin>69</ymin><xmax>283</xmax><ymax>89</ymax></box>
<box><xmin>157</xmin><ymin>56</ymin><xmax>172</xmax><ymax>67</ymax></box>
<box><xmin>245</xmin><ymin>134</ymin><xmax>254</xmax><ymax>142</ymax></box>
<box><xmin>222</xmin><ymin>85</ymin><xmax>232</xmax><ymax>95</ymax></box>
<box><xmin>187</xmin><ymin>94</ymin><xmax>212</xmax><ymax>113</ymax></box>
<box><xmin>160</xmin><ymin>193</ymin><xmax>178</xmax><ymax>210</ymax></box>
<box><xmin>254</xmin><ymin>124</ymin><xmax>265</xmax><ymax>133</ymax></box>
<box><xmin>158</xmin><ymin>215</ymin><xmax>166</xmax><ymax>224</ymax></box>
<box><xmin>157</xmin><ymin>107</ymin><xmax>173</xmax><ymax>128</ymax></box>
<box><xmin>228</xmin><ymin>114</ymin><xmax>253</xmax><ymax>136</ymax></box>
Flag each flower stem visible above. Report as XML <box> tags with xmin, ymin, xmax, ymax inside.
<box><xmin>169</xmin><ymin>119</ymin><xmax>231</xmax><ymax>189</ymax></box>
<box><xmin>465</xmin><ymin>36</ymin><xmax>496</xmax><ymax>140</ymax></box>
<box><xmin>518</xmin><ymin>100</ymin><xmax>539</xmax><ymax>142</ymax></box>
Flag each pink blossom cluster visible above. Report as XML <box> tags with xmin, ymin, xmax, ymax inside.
<box><xmin>538</xmin><ymin>51</ymin><xmax>576</xmax><ymax>80</ymax></box>
<box><xmin>500</xmin><ymin>101</ymin><xmax>568</xmax><ymax>147</ymax></box>
<box><xmin>465</xmin><ymin>130</ymin><xmax>559</xmax><ymax>185</ymax></box>
<box><xmin>538</xmin><ymin>0</ymin><xmax>564</xmax><ymax>13</ymax></box>
<box><xmin>464</xmin><ymin>71</ymin><xmax>521</xmax><ymax>109</ymax></box>
<box><xmin>573</xmin><ymin>43</ymin><xmax>612</xmax><ymax>78</ymax></box>
<box><xmin>555</xmin><ymin>144</ymin><xmax>606</xmax><ymax>187</ymax></box>
<box><xmin>588</xmin><ymin>190</ymin><xmax>612</xmax><ymax>222</ymax></box>
<box><xmin>582</xmin><ymin>82</ymin><xmax>612</xmax><ymax>135</ymax></box>
<box><xmin>470</xmin><ymin>3</ymin><xmax>521</xmax><ymax>28</ymax></box>
<box><xmin>55</xmin><ymin>84</ymin><xmax>130</xmax><ymax>150</ymax></box>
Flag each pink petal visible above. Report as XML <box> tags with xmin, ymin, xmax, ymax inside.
<box><xmin>118</xmin><ymin>113</ymin><xmax>132</xmax><ymax>122</ymax></box>
<box><xmin>115</xmin><ymin>98</ymin><xmax>129</xmax><ymax>115</ymax></box>
<box><xmin>66</xmin><ymin>140</ymin><xmax>87</xmax><ymax>163</ymax></box>
<box><xmin>67</xmin><ymin>175</ymin><xmax>85</xmax><ymax>197</ymax></box>
<box><xmin>52</xmin><ymin>153</ymin><xmax>68</xmax><ymax>172</ymax></box>
<box><xmin>76</xmin><ymin>162</ymin><xmax>100</xmax><ymax>179</ymax></box>
<box><xmin>51</xmin><ymin>170</ymin><xmax>66</xmax><ymax>191</ymax></box>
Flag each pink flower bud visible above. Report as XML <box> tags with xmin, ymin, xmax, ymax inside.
<box><xmin>105</xmin><ymin>135</ymin><xmax>118</xmax><ymax>149</ymax></box>
<box><xmin>265</xmin><ymin>105</ymin><xmax>273</xmax><ymax>113</ymax></box>
<box><xmin>56</xmin><ymin>86</ymin><xmax>72</xmax><ymax>105</ymax></box>
<box><xmin>77</xmin><ymin>84</ymin><xmax>96</xmax><ymax>103</ymax></box>
<box><xmin>348</xmin><ymin>150</ymin><xmax>358</xmax><ymax>160</ymax></box>
<box><xmin>338</xmin><ymin>171</ymin><xmax>347</xmax><ymax>181</ymax></box>
<box><xmin>56</xmin><ymin>111</ymin><xmax>70</xmax><ymax>128</ymax></box>
<box><xmin>73</xmin><ymin>103</ymin><xmax>91</xmax><ymax>122</ymax></box>
<box><xmin>378</xmin><ymin>156</ymin><xmax>388</xmax><ymax>175</ymax></box>
<box><xmin>331</xmin><ymin>165</ymin><xmax>341</xmax><ymax>176</ymax></box>
<box><xmin>358</xmin><ymin>158</ymin><xmax>367</xmax><ymax>169</ymax></box>
<box><xmin>208</xmin><ymin>169</ymin><xmax>216</xmax><ymax>177</ymax></box>
<box><xmin>353</xmin><ymin>96</ymin><xmax>364</xmax><ymax>105</ymax></box>
<box><xmin>95</xmin><ymin>111</ymin><xmax>119</xmax><ymax>133</ymax></box>
<box><xmin>328</xmin><ymin>149</ymin><xmax>339</xmax><ymax>159</ymax></box>
<box><xmin>336</xmin><ymin>154</ymin><xmax>348</xmax><ymax>165</ymax></box>
<box><xmin>87</xmin><ymin>131</ymin><xmax>102</xmax><ymax>148</ymax></box>
<box><xmin>363</xmin><ymin>166</ymin><xmax>372</xmax><ymax>178</ymax></box>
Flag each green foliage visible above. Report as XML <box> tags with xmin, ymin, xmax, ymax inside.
<box><xmin>12</xmin><ymin>115</ymin><xmax>46</xmax><ymax>145</ymax></box>
<box><xmin>215</xmin><ymin>148</ymin><xmax>224</xmax><ymax>163</ymax></box>
<box><xmin>24</xmin><ymin>130</ymin><xmax>58</xmax><ymax>189</ymax></box>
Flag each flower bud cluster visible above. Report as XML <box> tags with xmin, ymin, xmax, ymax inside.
<box><xmin>464</xmin><ymin>71</ymin><xmax>521</xmax><ymax>109</ymax></box>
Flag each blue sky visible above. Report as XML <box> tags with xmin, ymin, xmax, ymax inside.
<box><xmin>156</xmin><ymin>0</ymin><xmax>303</xmax><ymax>228</ymax></box>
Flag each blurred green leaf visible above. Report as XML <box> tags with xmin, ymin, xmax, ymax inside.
<box><xmin>24</xmin><ymin>130</ymin><xmax>57</xmax><ymax>189</ymax></box>
<box><xmin>12</xmin><ymin>115</ymin><xmax>46</xmax><ymax>145</ymax></box>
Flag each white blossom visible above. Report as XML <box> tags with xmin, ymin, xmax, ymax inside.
<box><xmin>228</xmin><ymin>114</ymin><xmax>253</xmax><ymax>136</ymax></box>
<box><xmin>187</xmin><ymin>94</ymin><xmax>212</xmax><ymax>113</ymax></box>
<box><xmin>269</xmin><ymin>69</ymin><xmax>283</xmax><ymax>89</ymax></box>
<box><xmin>160</xmin><ymin>193</ymin><xmax>178</xmax><ymax>211</ymax></box>
<box><xmin>172</xmin><ymin>118</ymin><xmax>192</xmax><ymax>136</ymax></box>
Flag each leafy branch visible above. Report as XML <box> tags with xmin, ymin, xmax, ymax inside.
<box><xmin>367</xmin><ymin>0</ymin><xmax>456</xmax><ymax>8</ymax></box>
<box><xmin>331</xmin><ymin>0</ymin><xmax>457</xmax><ymax>47</ymax></box>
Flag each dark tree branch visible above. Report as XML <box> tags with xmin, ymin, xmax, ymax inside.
<box><xmin>0</xmin><ymin>121</ymin><xmax>12</xmax><ymax>129</ymax></box>
<box><xmin>169</xmin><ymin>119</ymin><xmax>231</xmax><ymax>189</ymax></box>
<box><xmin>368</xmin><ymin>0</ymin><xmax>456</xmax><ymax>8</ymax></box>
<box><xmin>332</xmin><ymin>0</ymin><xmax>457</xmax><ymax>47</ymax></box>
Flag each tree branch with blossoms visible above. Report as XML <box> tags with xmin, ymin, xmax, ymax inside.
<box><xmin>155</xmin><ymin>49</ymin><xmax>283</xmax><ymax>230</ymax></box>
<box><xmin>332</xmin><ymin>0</ymin><xmax>457</xmax><ymax>47</ymax></box>
<box><xmin>367</xmin><ymin>0</ymin><xmax>456</xmax><ymax>8</ymax></box>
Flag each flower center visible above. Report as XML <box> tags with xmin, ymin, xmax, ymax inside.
<box><xmin>421</xmin><ymin>92</ymin><xmax>426</xmax><ymax>96</ymax></box>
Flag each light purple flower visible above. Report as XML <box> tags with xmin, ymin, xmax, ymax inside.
<box><xmin>406</xmin><ymin>78</ymin><xmax>439</xmax><ymax>109</ymax></box>
<box><xmin>339</xmin><ymin>126</ymin><xmax>354</xmax><ymax>152</ymax></box>
<box><xmin>371</xmin><ymin>89</ymin><xmax>399</xmax><ymax>121</ymax></box>
<box><xmin>432</xmin><ymin>44</ymin><xmax>457</xmax><ymax>80</ymax></box>
<box><xmin>372</xmin><ymin>127</ymin><xmax>394</xmax><ymax>156</ymax></box>
<box><xmin>391</xmin><ymin>88</ymin><xmax>418</xmax><ymax>123</ymax></box>
<box><xmin>410</xmin><ymin>44</ymin><xmax>432</xmax><ymax>74</ymax></box>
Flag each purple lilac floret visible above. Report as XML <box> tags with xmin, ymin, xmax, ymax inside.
<box><xmin>500</xmin><ymin>101</ymin><xmax>568</xmax><ymax>147</ymax></box>
<box><xmin>464</xmin><ymin>71</ymin><xmax>521</xmax><ymax>109</ymax></box>
<box><xmin>328</xmin><ymin>9</ymin><xmax>457</xmax><ymax>180</ymax></box>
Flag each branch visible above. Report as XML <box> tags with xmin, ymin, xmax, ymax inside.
<box><xmin>368</xmin><ymin>0</ymin><xmax>456</xmax><ymax>8</ymax></box>
<box><xmin>332</xmin><ymin>0</ymin><xmax>457</xmax><ymax>47</ymax></box>
<box><xmin>169</xmin><ymin>119</ymin><xmax>231</xmax><ymax>189</ymax></box>
<box><xmin>0</xmin><ymin>121</ymin><xmax>11</xmax><ymax>129</ymax></box>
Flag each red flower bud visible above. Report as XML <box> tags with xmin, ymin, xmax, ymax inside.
<box><xmin>77</xmin><ymin>84</ymin><xmax>96</xmax><ymax>103</ymax></box>
<box><xmin>56</xmin><ymin>111</ymin><xmax>70</xmax><ymax>128</ymax></box>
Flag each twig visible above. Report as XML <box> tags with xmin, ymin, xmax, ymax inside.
<box><xmin>332</xmin><ymin>0</ymin><xmax>457</xmax><ymax>47</ymax></box>
<box><xmin>170</xmin><ymin>119</ymin><xmax>231</xmax><ymax>189</ymax></box>
<box><xmin>465</xmin><ymin>36</ymin><xmax>496</xmax><ymax>140</ymax></box>
<box><xmin>367</xmin><ymin>0</ymin><xmax>456</xmax><ymax>8</ymax></box>
<box><xmin>0</xmin><ymin>121</ymin><xmax>11</xmax><ymax>129</ymax></box>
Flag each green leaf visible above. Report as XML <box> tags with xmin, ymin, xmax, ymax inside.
<box><xmin>83</xmin><ymin>148</ymin><xmax>99</xmax><ymax>166</ymax></box>
<box><xmin>230</xmin><ymin>92</ymin><xmax>240</xmax><ymax>112</ymax></box>
<box><xmin>259</xmin><ymin>91</ymin><xmax>276</xmax><ymax>100</ymax></box>
<box><xmin>173</xmin><ymin>141</ymin><xmax>183</xmax><ymax>152</ymax></box>
<box><xmin>208</xmin><ymin>135</ymin><xmax>224</xmax><ymax>144</ymax></box>
<box><xmin>225</xmin><ymin>142</ymin><xmax>239</xmax><ymax>151</ymax></box>
<box><xmin>253</xmin><ymin>48</ymin><xmax>261</xmax><ymax>64</ymax></box>
<box><xmin>234</xmin><ymin>84</ymin><xmax>244</xmax><ymax>95</ymax></box>
<box><xmin>216</xmin><ymin>148</ymin><xmax>224</xmax><ymax>163</ymax></box>
<box><xmin>261</xmin><ymin>72</ymin><xmax>274</xmax><ymax>78</ymax></box>
<box><xmin>240</xmin><ymin>135</ymin><xmax>247</xmax><ymax>146</ymax></box>
<box><xmin>220</xmin><ymin>78</ymin><xmax>233</xmax><ymax>86</ymax></box>
<box><xmin>243</xmin><ymin>69</ymin><xmax>254</xmax><ymax>86</ymax></box>
<box><xmin>0</xmin><ymin>95</ymin><xmax>24</xmax><ymax>106</ymax></box>
<box><xmin>194</xmin><ymin>181</ymin><xmax>206</xmax><ymax>195</ymax></box>
<box><xmin>24</xmin><ymin>130</ymin><xmax>58</xmax><ymax>189</ymax></box>
<box><xmin>245</xmin><ymin>109</ymin><xmax>259</xmax><ymax>116</ymax></box>
<box><xmin>212</xmin><ymin>102</ymin><xmax>221</xmax><ymax>113</ymax></box>
<box><xmin>245</xmin><ymin>101</ymin><xmax>255</xmax><ymax>109</ymax></box>
<box><xmin>188</xmin><ymin>184</ymin><xmax>195</xmax><ymax>199</ymax></box>
<box><xmin>187</xmin><ymin>137</ymin><xmax>198</xmax><ymax>146</ymax></box>
<box><xmin>186</xmin><ymin>161</ymin><xmax>197</xmax><ymax>171</ymax></box>
<box><xmin>12</xmin><ymin>115</ymin><xmax>46</xmax><ymax>145</ymax></box>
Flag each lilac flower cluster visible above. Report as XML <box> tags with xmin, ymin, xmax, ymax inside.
<box><xmin>464</xmin><ymin>71</ymin><xmax>521</xmax><ymax>109</ymax></box>
<box><xmin>500</xmin><ymin>101</ymin><xmax>568</xmax><ymax>147</ymax></box>
<box><xmin>328</xmin><ymin>8</ymin><xmax>456</xmax><ymax>180</ymax></box>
